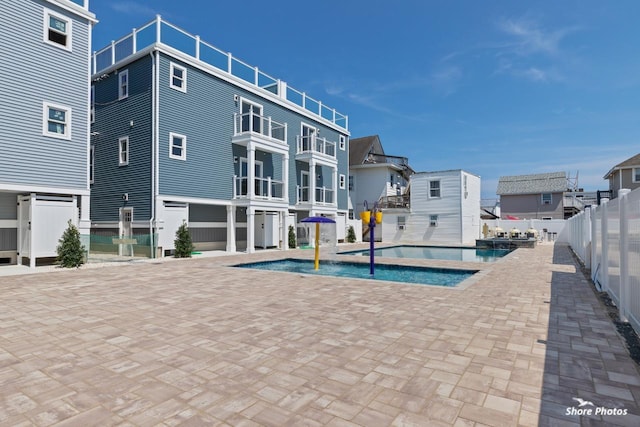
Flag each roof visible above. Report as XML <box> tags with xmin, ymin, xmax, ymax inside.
<box><xmin>496</xmin><ymin>172</ymin><xmax>567</xmax><ymax>195</ymax></box>
<box><xmin>349</xmin><ymin>135</ymin><xmax>384</xmax><ymax>166</ymax></box>
<box><xmin>603</xmin><ymin>153</ymin><xmax>640</xmax><ymax>179</ymax></box>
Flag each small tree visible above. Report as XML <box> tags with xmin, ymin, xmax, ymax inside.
<box><xmin>288</xmin><ymin>225</ymin><xmax>297</xmax><ymax>249</ymax></box>
<box><xmin>347</xmin><ymin>225</ymin><xmax>357</xmax><ymax>243</ymax></box>
<box><xmin>174</xmin><ymin>222</ymin><xmax>194</xmax><ymax>258</ymax></box>
<box><xmin>56</xmin><ymin>220</ymin><xmax>86</xmax><ymax>268</ymax></box>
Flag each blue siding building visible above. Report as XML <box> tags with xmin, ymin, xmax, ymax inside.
<box><xmin>91</xmin><ymin>17</ymin><xmax>350</xmax><ymax>254</ymax></box>
<box><xmin>0</xmin><ymin>0</ymin><xmax>96</xmax><ymax>266</ymax></box>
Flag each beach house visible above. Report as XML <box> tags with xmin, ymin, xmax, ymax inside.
<box><xmin>0</xmin><ymin>0</ymin><xmax>96</xmax><ymax>266</ymax></box>
<box><xmin>90</xmin><ymin>17</ymin><xmax>350</xmax><ymax>255</ymax></box>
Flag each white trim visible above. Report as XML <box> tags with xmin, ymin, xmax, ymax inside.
<box><xmin>89</xmin><ymin>144</ymin><xmax>95</xmax><ymax>184</ymax></box>
<box><xmin>541</xmin><ymin>193</ymin><xmax>552</xmax><ymax>205</ymax></box>
<box><xmin>94</xmin><ymin>45</ymin><xmax>350</xmax><ymax>135</ymax></box>
<box><xmin>0</xmin><ymin>220</ymin><xmax>18</xmax><ymax>228</ymax></box>
<box><xmin>339</xmin><ymin>135</ymin><xmax>346</xmax><ymax>151</ymax></box>
<box><xmin>158</xmin><ymin>195</ymin><xmax>232</xmax><ymax>206</ymax></box>
<box><xmin>429</xmin><ymin>180</ymin><xmax>441</xmax><ymax>198</ymax></box>
<box><xmin>118</xmin><ymin>136</ymin><xmax>129</xmax><ymax>166</ymax></box>
<box><xmin>118</xmin><ymin>69</ymin><xmax>129</xmax><ymax>100</ymax></box>
<box><xmin>169</xmin><ymin>62</ymin><xmax>187</xmax><ymax>92</ymax></box>
<box><xmin>90</xmin><ymin>85</ymin><xmax>95</xmax><ymax>123</ymax></box>
<box><xmin>169</xmin><ymin>132</ymin><xmax>187</xmax><ymax>160</ymax></box>
<box><xmin>0</xmin><ymin>183</ymin><xmax>90</xmax><ymax>196</ymax></box>
<box><xmin>43</xmin><ymin>7</ymin><xmax>72</xmax><ymax>52</ymax></box>
<box><xmin>43</xmin><ymin>0</ymin><xmax>97</xmax><ymax>23</ymax></box>
<box><xmin>42</xmin><ymin>101</ymin><xmax>72</xmax><ymax>140</ymax></box>
<box><xmin>339</xmin><ymin>174</ymin><xmax>346</xmax><ymax>190</ymax></box>
<box><xmin>239</xmin><ymin>98</ymin><xmax>263</xmax><ymax>134</ymax></box>
<box><xmin>633</xmin><ymin>167</ymin><xmax>640</xmax><ymax>183</ymax></box>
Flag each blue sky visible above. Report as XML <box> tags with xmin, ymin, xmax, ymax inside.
<box><xmin>91</xmin><ymin>1</ymin><xmax>640</xmax><ymax>199</ymax></box>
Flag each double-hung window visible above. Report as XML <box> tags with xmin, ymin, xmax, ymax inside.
<box><xmin>339</xmin><ymin>174</ymin><xmax>346</xmax><ymax>189</ymax></box>
<box><xmin>118</xmin><ymin>70</ymin><xmax>129</xmax><ymax>100</ymax></box>
<box><xmin>119</xmin><ymin>136</ymin><xmax>129</xmax><ymax>166</ymax></box>
<box><xmin>169</xmin><ymin>133</ymin><xmax>186</xmax><ymax>160</ymax></box>
<box><xmin>170</xmin><ymin>63</ymin><xmax>187</xmax><ymax>92</ymax></box>
<box><xmin>44</xmin><ymin>9</ymin><xmax>71</xmax><ymax>51</ymax></box>
<box><xmin>633</xmin><ymin>168</ymin><xmax>640</xmax><ymax>183</ymax></box>
<box><xmin>43</xmin><ymin>102</ymin><xmax>71</xmax><ymax>139</ymax></box>
<box><xmin>429</xmin><ymin>180</ymin><xmax>441</xmax><ymax>198</ymax></box>
<box><xmin>542</xmin><ymin>193</ymin><xmax>552</xmax><ymax>205</ymax></box>
<box><xmin>339</xmin><ymin>135</ymin><xmax>346</xmax><ymax>151</ymax></box>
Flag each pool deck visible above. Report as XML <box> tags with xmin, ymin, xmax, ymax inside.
<box><xmin>1</xmin><ymin>242</ymin><xmax>639</xmax><ymax>426</ymax></box>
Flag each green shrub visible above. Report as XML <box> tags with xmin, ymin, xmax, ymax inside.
<box><xmin>56</xmin><ymin>220</ymin><xmax>86</xmax><ymax>268</ymax></box>
<box><xmin>174</xmin><ymin>222</ymin><xmax>194</xmax><ymax>258</ymax></box>
<box><xmin>288</xmin><ymin>225</ymin><xmax>297</xmax><ymax>249</ymax></box>
<box><xmin>347</xmin><ymin>225</ymin><xmax>357</xmax><ymax>243</ymax></box>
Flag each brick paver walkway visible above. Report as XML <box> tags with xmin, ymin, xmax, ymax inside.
<box><xmin>0</xmin><ymin>243</ymin><xmax>639</xmax><ymax>426</ymax></box>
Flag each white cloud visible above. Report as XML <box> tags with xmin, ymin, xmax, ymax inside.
<box><xmin>497</xmin><ymin>17</ymin><xmax>578</xmax><ymax>57</ymax></box>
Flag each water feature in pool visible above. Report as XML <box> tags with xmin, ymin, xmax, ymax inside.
<box><xmin>339</xmin><ymin>245</ymin><xmax>511</xmax><ymax>262</ymax></box>
<box><xmin>234</xmin><ymin>258</ymin><xmax>477</xmax><ymax>287</ymax></box>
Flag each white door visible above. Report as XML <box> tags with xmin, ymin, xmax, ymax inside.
<box><xmin>241</xmin><ymin>100</ymin><xmax>262</xmax><ymax>133</ymax></box>
<box><xmin>119</xmin><ymin>207</ymin><xmax>133</xmax><ymax>256</ymax></box>
<box><xmin>300</xmin><ymin>171</ymin><xmax>310</xmax><ymax>202</ymax></box>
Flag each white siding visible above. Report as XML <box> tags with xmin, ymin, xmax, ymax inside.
<box><xmin>381</xmin><ymin>170</ymin><xmax>480</xmax><ymax>245</ymax></box>
<box><xmin>350</xmin><ymin>165</ymin><xmax>395</xmax><ymax>215</ymax></box>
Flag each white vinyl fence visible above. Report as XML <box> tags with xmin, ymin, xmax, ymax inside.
<box><xmin>567</xmin><ymin>188</ymin><xmax>640</xmax><ymax>332</ymax></box>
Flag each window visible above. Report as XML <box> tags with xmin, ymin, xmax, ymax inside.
<box><xmin>90</xmin><ymin>85</ymin><xmax>95</xmax><ymax>123</ymax></box>
<box><xmin>348</xmin><ymin>175</ymin><xmax>354</xmax><ymax>191</ymax></box>
<box><xmin>339</xmin><ymin>135</ymin><xmax>346</xmax><ymax>151</ymax></box>
<box><xmin>397</xmin><ymin>216</ymin><xmax>406</xmax><ymax>230</ymax></box>
<box><xmin>44</xmin><ymin>9</ymin><xmax>71</xmax><ymax>51</ymax></box>
<box><xmin>634</xmin><ymin>168</ymin><xmax>640</xmax><ymax>183</ymax></box>
<box><xmin>170</xmin><ymin>62</ymin><xmax>187</xmax><ymax>92</ymax></box>
<box><xmin>241</xmin><ymin>99</ymin><xmax>262</xmax><ymax>133</ymax></box>
<box><xmin>119</xmin><ymin>136</ymin><xmax>129</xmax><ymax>166</ymax></box>
<box><xmin>429</xmin><ymin>215</ymin><xmax>439</xmax><ymax>227</ymax></box>
<box><xmin>348</xmin><ymin>209</ymin><xmax>354</xmax><ymax>220</ymax></box>
<box><xmin>43</xmin><ymin>102</ymin><xmax>71</xmax><ymax>139</ymax></box>
<box><xmin>118</xmin><ymin>70</ymin><xmax>129</xmax><ymax>100</ymax></box>
<box><xmin>89</xmin><ymin>145</ymin><xmax>95</xmax><ymax>184</ymax></box>
<box><xmin>542</xmin><ymin>193</ymin><xmax>552</xmax><ymax>205</ymax></box>
<box><xmin>339</xmin><ymin>174</ymin><xmax>346</xmax><ymax>189</ymax></box>
<box><xmin>169</xmin><ymin>133</ymin><xmax>186</xmax><ymax>160</ymax></box>
<box><xmin>429</xmin><ymin>180</ymin><xmax>441</xmax><ymax>198</ymax></box>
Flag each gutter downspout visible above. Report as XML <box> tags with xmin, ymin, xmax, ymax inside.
<box><xmin>149</xmin><ymin>50</ymin><xmax>159</xmax><ymax>258</ymax></box>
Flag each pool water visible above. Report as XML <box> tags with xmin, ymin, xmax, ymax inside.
<box><xmin>234</xmin><ymin>258</ymin><xmax>476</xmax><ymax>287</ymax></box>
<box><xmin>340</xmin><ymin>245</ymin><xmax>511</xmax><ymax>262</ymax></box>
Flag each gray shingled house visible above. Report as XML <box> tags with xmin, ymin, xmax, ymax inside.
<box><xmin>603</xmin><ymin>153</ymin><xmax>640</xmax><ymax>198</ymax></box>
<box><xmin>497</xmin><ymin>172</ymin><xmax>569</xmax><ymax>220</ymax></box>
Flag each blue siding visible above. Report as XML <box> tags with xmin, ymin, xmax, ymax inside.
<box><xmin>157</xmin><ymin>54</ymin><xmax>349</xmax><ymax>208</ymax></box>
<box><xmin>91</xmin><ymin>56</ymin><xmax>153</xmax><ymax>222</ymax></box>
<box><xmin>0</xmin><ymin>0</ymin><xmax>91</xmax><ymax>190</ymax></box>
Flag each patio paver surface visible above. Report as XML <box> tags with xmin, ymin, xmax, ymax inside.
<box><xmin>0</xmin><ymin>243</ymin><xmax>639</xmax><ymax>426</ymax></box>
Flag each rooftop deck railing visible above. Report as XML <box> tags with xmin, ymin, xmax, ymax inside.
<box><xmin>93</xmin><ymin>16</ymin><xmax>348</xmax><ymax>130</ymax></box>
<box><xmin>67</xmin><ymin>0</ymin><xmax>89</xmax><ymax>8</ymax></box>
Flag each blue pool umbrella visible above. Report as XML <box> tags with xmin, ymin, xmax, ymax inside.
<box><xmin>301</xmin><ymin>216</ymin><xmax>336</xmax><ymax>270</ymax></box>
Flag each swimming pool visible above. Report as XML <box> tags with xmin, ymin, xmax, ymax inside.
<box><xmin>234</xmin><ymin>258</ymin><xmax>477</xmax><ymax>287</ymax></box>
<box><xmin>339</xmin><ymin>245</ymin><xmax>511</xmax><ymax>262</ymax></box>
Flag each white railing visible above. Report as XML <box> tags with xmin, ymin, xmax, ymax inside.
<box><xmin>567</xmin><ymin>188</ymin><xmax>640</xmax><ymax>334</ymax></box>
<box><xmin>233</xmin><ymin>112</ymin><xmax>287</xmax><ymax>143</ymax></box>
<box><xmin>315</xmin><ymin>187</ymin><xmax>335</xmax><ymax>205</ymax></box>
<box><xmin>233</xmin><ymin>176</ymin><xmax>284</xmax><ymax>200</ymax></box>
<box><xmin>297</xmin><ymin>185</ymin><xmax>310</xmax><ymax>203</ymax></box>
<box><xmin>92</xmin><ymin>16</ymin><xmax>348</xmax><ymax>130</ymax></box>
<box><xmin>296</xmin><ymin>135</ymin><xmax>336</xmax><ymax>157</ymax></box>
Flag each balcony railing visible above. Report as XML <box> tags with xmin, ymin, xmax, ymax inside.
<box><xmin>296</xmin><ymin>135</ymin><xmax>336</xmax><ymax>158</ymax></box>
<box><xmin>68</xmin><ymin>0</ymin><xmax>89</xmax><ymax>8</ymax></box>
<box><xmin>92</xmin><ymin>16</ymin><xmax>348</xmax><ymax>130</ymax></box>
<box><xmin>378</xmin><ymin>195</ymin><xmax>410</xmax><ymax>209</ymax></box>
<box><xmin>296</xmin><ymin>186</ymin><xmax>335</xmax><ymax>205</ymax></box>
<box><xmin>233</xmin><ymin>176</ymin><xmax>285</xmax><ymax>200</ymax></box>
<box><xmin>315</xmin><ymin>187</ymin><xmax>334</xmax><ymax>205</ymax></box>
<box><xmin>233</xmin><ymin>112</ymin><xmax>287</xmax><ymax>143</ymax></box>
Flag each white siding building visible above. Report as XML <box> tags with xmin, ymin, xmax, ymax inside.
<box><xmin>381</xmin><ymin>170</ymin><xmax>481</xmax><ymax>245</ymax></box>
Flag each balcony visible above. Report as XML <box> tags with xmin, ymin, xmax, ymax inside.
<box><xmin>295</xmin><ymin>135</ymin><xmax>337</xmax><ymax>165</ymax></box>
<box><xmin>92</xmin><ymin>16</ymin><xmax>348</xmax><ymax>130</ymax></box>
<box><xmin>234</xmin><ymin>176</ymin><xmax>285</xmax><ymax>201</ymax></box>
<box><xmin>232</xmin><ymin>111</ymin><xmax>287</xmax><ymax>152</ymax></box>
<box><xmin>296</xmin><ymin>186</ymin><xmax>335</xmax><ymax>206</ymax></box>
